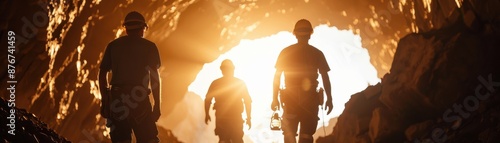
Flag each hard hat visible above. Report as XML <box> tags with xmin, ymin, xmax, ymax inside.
<box><xmin>220</xmin><ymin>59</ymin><xmax>235</xmax><ymax>70</ymax></box>
<box><xmin>293</xmin><ymin>19</ymin><xmax>313</xmax><ymax>36</ymax></box>
<box><xmin>123</xmin><ymin>11</ymin><xmax>148</xmax><ymax>30</ymax></box>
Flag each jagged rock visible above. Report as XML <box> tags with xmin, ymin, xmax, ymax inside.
<box><xmin>0</xmin><ymin>98</ymin><xmax>70</xmax><ymax>143</ymax></box>
<box><xmin>368</xmin><ymin>107</ymin><xmax>406</xmax><ymax>142</ymax></box>
<box><xmin>2</xmin><ymin>0</ymin><xmax>499</xmax><ymax>142</ymax></box>
<box><xmin>405</xmin><ymin>120</ymin><xmax>434</xmax><ymax>140</ymax></box>
<box><xmin>319</xmin><ymin>84</ymin><xmax>382</xmax><ymax>143</ymax></box>
<box><xmin>158</xmin><ymin>127</ymin><xmax>183</xmax><ymax>143</ymax></box>
<box><xmin>0</xmin><ymin>97</ymin><xmax>182</xmax><ymax>142</ymax></box>
<box><xmin>318</xmin><ymin>0</ymin><xmax>500</xmax><ymax>142</ymax></box>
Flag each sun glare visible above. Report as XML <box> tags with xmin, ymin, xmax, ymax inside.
<box><xmin>188</xmin><ymin>25</ymin><xmax>380</xmax><ymax>142</ymax></box>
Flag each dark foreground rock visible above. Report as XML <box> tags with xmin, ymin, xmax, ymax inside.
<box><xmin>317</xmin><ymin>0</ymin><xmax>500</xmax><ymax>142</ymax></box>
<box><xmin>158</xmin><ymin>127</ymin><xmax>183</xmax><ymax>143</ymax></box>
<box><xmin>1</xmin><ymin>97</ymin><xmax>183</xmax><ymax>143</ymax></box>
<box><xmin>0</xmin><ymin>98</ymin><xmax>70</xmax><ymax>143</ymax></box>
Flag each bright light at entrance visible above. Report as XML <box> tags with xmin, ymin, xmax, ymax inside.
<box><xmin>187</xmin><ymin>25</ymin><xmax>380</xmax><ymax>142</ymax></box>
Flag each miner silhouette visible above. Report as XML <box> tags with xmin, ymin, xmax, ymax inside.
<box><xmin>99</xmin><ymin>11</ymin><xmax>161</xmax><ymax>143</ymax></box>
<box><xmin>205</xmin><ymin>59</ymin><xmax>252</xmax><ymax>143</ymax></box>
<box><xmin>271</xmin><ymin>19</ymin><xmax>334</xmax><ymax>143</ymax></box>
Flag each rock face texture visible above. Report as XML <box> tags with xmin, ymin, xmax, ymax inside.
<box><xmin>0</xmin><ymin>98</ymin><xmax>182</xmax><ymax>143</ymax></box>
<box><xmin>318</xmin><ymin>0</ymin><xmax>500</xmax><ymax>142</ymax></box>
<box><xmin>0</xmin><ymin>0</ymin><xmax>412</xmax><ymax>141</ymax></box>
<box><xmin>0</xmin><ymin>98</ymin><xmax>70</xmax><ymax>143</ymax></box>
<box><xmin>1</xmin><ymin>0</ymin><xmax>499</xmax><ymax>142</ymax></box>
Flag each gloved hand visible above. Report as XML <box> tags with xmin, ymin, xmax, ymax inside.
<box><xmin>205</xmin><ymin>114</ymin><xmax>211</xmax><ymax>124</ymax></box>
<box><xmin>100</xmin><ymin>89</ymin><xmax>110</xmax><ymax>118</ymax></box>
<box><xmin>324</xmin><ymin>99</ymin><xmax>333</xmax><ymax>115</ymax></box>
<box><xmin>152</xmin><ymin>105</ymin><xmax>161</xmax><ymax>122</ymax></box>
<box><xmin>246</xmin><ymin>118</ymin><xmax>252</xmax><ymax>129</ymax></box>
<box><xmin>271</xmin><ymin>100</ymin><xmax>280</xmax><ymax>111</ymax></box>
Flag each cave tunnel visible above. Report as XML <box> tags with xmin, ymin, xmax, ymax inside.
<box><xmin>1</xmin><ymin>0</ymin><xmax>500</xmax><ymax>142</ymax></box>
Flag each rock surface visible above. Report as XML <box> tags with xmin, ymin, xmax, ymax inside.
<box><xmin>0</xmin><ymin>98</ymin><xmax>70</xmax><ymax>143</ymax></box>
<box><xmin>1</xmin><ymin>0</ymin><xmax>499</xmax><ymax>142</ymax></box>
<box><xmin>1</xmin><ymin>0</ymin><xmax>410</xmax><ymax>141</ymax></box>
<box><xmin>317</xmin><ymin>0</ymin><xmax>500</xmax><ymax>142</ymax></box>
<box><xmin>0</xmin><ymin>98</ymin><xmax>182</xmax><ymax>143</ymax></box>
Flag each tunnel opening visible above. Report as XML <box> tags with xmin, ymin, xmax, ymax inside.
<box><xmin>160</xmin><ymin>25</ymin><xmax>380</xmax><ymax>143</ymax></box>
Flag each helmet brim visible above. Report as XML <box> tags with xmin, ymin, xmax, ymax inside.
<box><xmin>124</xmin><ymin>24</ymin><xmax>147</xmax><ymax>30</ymax></box>
<box><xmin>293</xmin><ymin>27</ymin><xmax>313</xmax><ymax>36</ymax></box>
<box><xmin>123</xmin><ymin>19</ymin><xmax>145</xmax><ymax>25</ymax></box>
<box><xmin>293</xmin><ymin>31</ymin><xmax>313</xmax><ymax>36</ymax></box>
<box><xmin>123</xmin><ymin>19</ymin><xmax>148</xmax><ymax>30</ymax></box>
